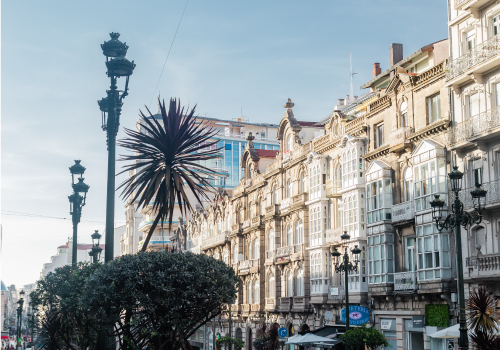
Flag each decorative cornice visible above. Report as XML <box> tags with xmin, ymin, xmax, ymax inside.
<box><xmin>413</xmin><ymin>61</ymin><xmax>446</xmax><ymax>93</ymax></box>
<box><xmin>363</xmin><ymin>144</ymin><xmax>390</xmax><ymax>162</ymax></box>
<box><xmin>368</xmin><ymin>95</ymin><xmax>391</xmax><ymax>117</ymax></box>
<box><xmin>408</xmin><ymin>119</ymin><xmax>449</xmax><ymax>143</ymax></box>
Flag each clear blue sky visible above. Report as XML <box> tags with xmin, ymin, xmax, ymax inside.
<box><xmin>1</xmin><ymin>0</ymin><xmax>448</xmax><ymax>288</ymax></box>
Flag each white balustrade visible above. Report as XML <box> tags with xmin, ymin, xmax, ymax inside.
<box><xmin>394</xmin><ymin>271</ymin><xmax>418</xmax><ymax>291</ymax></box>
<box><xmin>391</xmin><ymin>201</ymin><xmax>415</xmax><ymax>223</ymax></box>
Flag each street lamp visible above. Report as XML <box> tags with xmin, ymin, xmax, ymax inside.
<box><xmin>69</xmin><ymin>160</ymin><xmax>90</xmax><ymax>266</ymax></box>
<box><xmin>89</xmin><ymin>230</ymin><xmax>103</xmax><ymax>264</ymax></box>
<box><xmin>331</xmin><ymin>232</ymin><xmax>361</xmax><ymax>331</ymax></box>
<box><xmin>430</xmin><ymin>166</ymin><xmax>487</xmax><ymax>350</ymax></box>
<box><xmin>26</xmin><ymin>309</ymin><xmax>36</xmax><ymax>346</ymax></box>
<box><xmin>16</xmin><ymin>290</ymin><xmax>24</xmax><ymax>350</ymax></box>
<box><xmin>99</xmin><ymin>32</ymin><xmax>135</xmax><ymax>263</ymax></box>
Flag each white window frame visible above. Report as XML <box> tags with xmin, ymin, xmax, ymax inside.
<box><xmin>366</xmin><ymin>178</ymin><xmax>392</xmax><ymax>224</ymax></box>
<box><xmin>405</xmin><ymin>236</ymin><xmax>415</xmax><ymax>272</ymax></box>
<box><xmin>310</xmin><ymin>206</ymin><xmax>321</xmax><ymax>247</ymax></box>
<box><xmin>375</xmin><ymin>123</ymin><xmax>385</xmax><ymax>148</ymax></box>
<box><xmin>404</xmin><ymin>168</ymin><xmax>413</xmax><ymax>202</ymax></box>
<box><xmin>295</xmin><ymin>268</ymin><xmax>304</xmax><ymax>296</ymax></box>
<box><xmin>268</xmin><ymin>229</ymin><xmax>275</xmax><ymax>251</ymax></box>
<box><xmin>342</xmin><ymin>148</ymin><xmax>357</xmax><ymax>188</ymax></box>
<box><xmin>416</xmin><ymin>224</ymin><xmax>451</xmax><ymax>280</ymax></box>
<box><xmin>295</xmin><ymin>219</ymin><xmax>303</xmax><ymax>245</ymax></box>
<box><xmin>310</xmin><ymin>164</ymin><xmax>321</xmax><ymax>200</ymax></box>
<box><xmin>368</xmin><ymin>233</ymin><xmax>395</xmax><ymax>284</ymax></box>
<box><xmin>414</xmin><ymin>157</ymin><xmax>447</xmax><ymax>212</ymax></box>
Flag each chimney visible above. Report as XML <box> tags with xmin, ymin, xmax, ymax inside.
<box><xmin>389</xmin><ymin>43</ymin><xmax>403</xmax><ymax>67</ymax></box>
<box><xmin>237</xmin><ymin>117</ymin><xmax>242</xmax><ymax>122</ymax></box>
<box><xmin>337</xmin><ymin>99</ymin><xmax>345</xmax><ymax>106</ymax></box>
<box><xmin>353</xmin><ymin>96</ymin><xmax>358</xmax><ymax>101</ymax></box>
<box><xmin>372</xmin><ymin>63</ymin><xmax>381</xmax><ymax>77</ymax></box>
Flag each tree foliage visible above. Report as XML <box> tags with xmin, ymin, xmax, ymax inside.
<box><xmin>253</xmin><ymin>323</ymin><xmax>283</xmax><ymax>350</ymax></box>
<box><xmin>216</xmin><ymin>337</ymin><xmax>245</xmax><ymax>350</ymax></box>
<box><xmin>467</xmin><ymin>286</ymin><xmax>500</xmax><ymax>350</ymax></box>
<box><xmin>82</xmin><ymin>251</ymin><xmax>239</xmax><ymax>350</ymax></box>
<box><xmin>30</xmin><ymin>263</ymin><xmax>102</xmax><ymax>350</ymax></box>
<box><xmin>118</xmin><ymin>98</ymin><xmax>220</xmax><ymax>251</ymax></box>
<box><xmin>340</xmin><ymin>324</ymin><xmax>389</xmax><ymax>350</ymax></box>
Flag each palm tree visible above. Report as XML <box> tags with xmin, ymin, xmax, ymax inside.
<box><xmin>467</xmin><ymin>285</ymin><xmax>500</xmax><ymax>350</ymax></box>
<box><xmin>118</xmin><ymin>98</ymin><xmax>220</xmax><ymax>252</ymax></box>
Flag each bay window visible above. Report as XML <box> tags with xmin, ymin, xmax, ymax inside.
<box><xmin>367</xmin><ymin>178</ymin><xmax>392</xmax><ymax>224</ymax></box>
<box><xmin>310</xmin><ymin>207</ymin><xmax>321</xmax><ymax>246</ymax></box>
<box><xmin>310</xmin><ymin>252</ymin><xmax>329</xmax><ymax>294</ymax></box>
<box><xmin>416</xmin><ymin>224</ymin><xmax>451</xmax><ymax>280</ymax></box>
<box><xmin>414</xmin><ymin>157</ymin><xmax>447</xmax><ymax>212</ymax></box>
<box><xmin>368</xmin><ymin>233</ymin><xmax>395</xmax><ymax>283</ymax></box>
<box><xmin>310</xmin><ymin>164</ymin><xmax>321</xmax><ymax>200</ymax></box>
<box><xmin>342</xmin><ymin>149</ymin><xmax>357</xmax><ymax>188</ymax></box>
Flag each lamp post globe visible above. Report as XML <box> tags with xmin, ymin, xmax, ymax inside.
<box><xmin>68</xmin><ymin>161</ymin><xmax>89</xmax><ymax>266</ymax></box>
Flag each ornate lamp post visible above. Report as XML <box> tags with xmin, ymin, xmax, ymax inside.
<box><xmin>16</xmin><ymin>290</ymin><xmax>24</xmax><ymax>350</ymax></box>
<box><xmin>98</xmin><ymin>32</ymin><xmax>135</xmax><ymax>263</ymax></box>
<box><xmin>69</xmin><ymin>160</ymin><xmax>90</xmax><ymax>266</ymax></box>
<box><xmin>88</xmin><ymin>230</ymin><xmax>103</xmax><ymax>264</ymax></box>
<box><xmin>430</xmin><ymin>166</ymin><xmax>487</xmax><ymax>350</ymax></box>
<box><xmin>26</xmin><ymin>310</ymin><xmax>36</xmax><ymax>345</ymax></box>
<box><xmin>331</xmin><ymin>232</ymin><xmax>361</xmax><ymax>331</ymax></box>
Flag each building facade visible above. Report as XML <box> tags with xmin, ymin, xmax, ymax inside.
<box><xmin>121</xmin><ymin>115</ymin><xmax>280</xmax><ymax>255</ymax></box>
<box><xmin>185</xmin><ymin>40</ymin><xmax>458</xmax><ymax>350</ymax></box>
<box><xmin>447</xmin><ymin>0</ymin><xmax>500</xmax><ymax>325</ymax></box>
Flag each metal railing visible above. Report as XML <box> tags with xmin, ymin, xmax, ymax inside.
<box><xmin>446</xmin><ymin>33</ymin><xmax>500</xmax><ymax>81</ymax></box>
<box><xmin>389</xmin><ymin>127</ymin><xmax>413</xmax><ymax>148</ymax></box>
<box><xmin>466</xmin><ymin>253</ymin><xmax>500</xmax><ymax>271</ymax></box>
<box><xmin>276</xmin><ymin>246</ymin><xmax>293</xmax><ymax>258</ymax></box>
<box><xmin>454</xmin><ymin>0</ymin><xmax>474</xmax><ymax>8</ymax></box>
<box><xmin>327</xmin><ymin>285</ymin><xmax>345</xmax><ymax>300</ymax></box>
<box><xmin>391</xmin><ymin>201</ymin><xmax>415</xmax><ymax>223</ymax></box>
<box><xmin>457</xmin><ymin>179</ymin><xmax>500</xmax><ymax>209</ymax></box>
<box><xmin>449</xmin><ymin>105</ymin><xmax>500</xmax><ymax>146</ymax></box>
<box><xmin>201</xmin><ymin>231</ymin><xmax>229</xmax><ymax>249</ymax></box>
<box><xmin>394</xmin><ymin>271</ymin><xmax>418</xmax><ymax>291</ymax></box>
<box><xmin>239</xmin><ymin>260</ymin><xmax>252</xmax><ymax>270</ymax></box>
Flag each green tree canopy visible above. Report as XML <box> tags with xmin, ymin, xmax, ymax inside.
<box><xmin>82</xmin><ymin>251</ymin><xmax>239</xmax><ymax>350</ymax></box>
<box><xmin>340</xmin><ymin>324</ymin><xmax>389</xmax><ymax>350</ymax></box>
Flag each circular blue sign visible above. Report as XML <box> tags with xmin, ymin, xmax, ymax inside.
<box><xmin>278</xmin><ymin>327</ymin><xmax>288</xmax><ymax>338</ymax></box>
<box><xmin>340</xmin><ymin>305</ymin><xmax>370</xmax><ymax>325</ymax></box>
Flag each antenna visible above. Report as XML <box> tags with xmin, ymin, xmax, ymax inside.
<box><xmin>350</xmin><ymin>53</ymin><xmax>357</xmax><ymax>103</ymax></box>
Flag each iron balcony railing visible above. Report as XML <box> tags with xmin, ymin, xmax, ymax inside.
<box><xmin>201</xmin><ymin>231</ymin><xmax>229</xmax><ymax>249</ymax></box>
<box><xmin>466</xmin><ymin>253</ymin><xmax>500</xmax><ymax>271</ymax></box>
<box><xmin>449</xmin><ymin>105</ymin><xmax>500</xmax><ymax>146</ymax></box>
<box><xmin>456</xmin><ymin>178</ymin><xmax>500</xmax><ymax>210</ymax></box>
<box><xmin>394</xmin><ymin>271</ymin><xmax>418</xmax><ymax>291</ymax></box>
<box><xmin>446</xmin><ymin>33</ymin><xmax>500</xmax><ymax>81</ymax></box>
<box><xmin>391</xmin><ymin>201</ymin><xmax>415</xmax><ymax>223</ymax></box>
<box><xmin>276</xmin><ymin>246</ymin><xmax>293</xmax><ymax>258</ymax></box>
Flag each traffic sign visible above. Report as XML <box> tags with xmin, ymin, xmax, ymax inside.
<box><xmin>340</xmin><ymin>305</ymin><xmax>370</xmax><ymax>325</ymax></box>
<box><xmin>278</xmin><ymin>327</ymin><xmax>288</xmax><ymax>338</ymax></box>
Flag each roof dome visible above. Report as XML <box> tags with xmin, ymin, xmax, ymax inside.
<box><xmin>1</xmin><ymin>281</ymin><xmax>7</xmax><ymax>291</ymax></box>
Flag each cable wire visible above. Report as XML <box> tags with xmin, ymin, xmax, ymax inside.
<box><xmin>1</xmin><ymin>210</ymin><xmax>106</xmax><ymax>224</ymax></box>
<box><xmin>149</xmin><ymin>0</ymin><xmax>189</xmax><ymax>108</ymax></box>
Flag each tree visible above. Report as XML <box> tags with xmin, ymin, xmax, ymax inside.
<box><xmin>253</xmin><ymin>323</ymin><xmax>282</xmax><ymax>350</ymax></box>
<box><xmin>216</xmin><ymin>337</ymin><xmax>245</xmax><ymax>350</ymax></box>
<box><xmin>30</xmin><ymin>263</ymin><xmax>102</xmax><ymax>350</ymax></box>
<box><xmin>82</xmin><ymin>251</ymin><xmax>239</xmax><ymax>350</ymax></box>
<box><xmin>467</xmin><ymin>286</ymin><xmax>500</xmax><ymax>350</ymax></box>
<box><xmin>340</xmin><ymin>324</ymin><xmax>389</xmax><ymax>350</ymax></box>
<box><xmin>118</xmin><ymin>98</ymin><xmax>220</xmax><ymax>252</ymax></box>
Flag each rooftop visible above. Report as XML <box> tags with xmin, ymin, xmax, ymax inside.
<box><xmin>147</xmin><ymin>113</ymin><xmax>279</xmax><ymax>128</ymax></box>
<box><xmin>256</xmin><ymin>149</ymin><xmax>279</xmax><ymax>158</ymax></box>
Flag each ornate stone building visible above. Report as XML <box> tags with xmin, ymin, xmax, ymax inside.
<box><xmin>186</xmin><ymin>40</ymin><xmax>456</xmax><ymax>350</ymax></box>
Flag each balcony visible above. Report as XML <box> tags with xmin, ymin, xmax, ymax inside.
<box><xmin>391</xmin><ymin>201</ymin><xmax>415</xmax><ymax>224</ymax></box>
<box><xmin>466</xmin><ymin>253</ymin><xmax>500</xmax><ymax>271</ymax></box>
<box><xmin>292</xmin><ymin>192</ymin><xmax>308</xmax><ymax>207</ymax></box>
<box><xmin>251</xmin><ymin>304</ymin><xmax>263</xmax><ymax>312</ymax></box>
<box><xmin>238</xmin><ymin>260</ymin><xmax>252</xmax><ymax>274</ymax></box>
<box><xmin>327</xmin><ymin>285</ymin><xmax>345</xmax><ymax>301</ymax></box>
<box><xmin>326</xmin><ymin>227</ymin><xmax>343</xmax><ymax>244</ymax></box>
<box><xmin>446</xmin><ymin>34</ymin><xmax>500</xmax><ymax>85</ymax></box>
<box><xmin>242</xmin><ymin>219</ymin><xmax>251</xmax><ymax>231</ymax></box>
<box><xmin>231</xmin><ymin>223</ymin><xmax>242</xmax><ymax>235</ymax></box>
<box><xmin>251</xmin><ymin>216</ymin><xmax>262</xmax><ymax>228</ymax></box>
<box><xmin>265</xmin><ymin>297</ymin><xmax>278</xmax><ymax>311</ymax></box>
<box><xmin>280</xmin><ymin>198</ymin><xmax>291</xmax><ymax>212</ymax></box>
<box><xmin>265</xmin><ymin>204</ymin><xmax>279</xmax><ymax>217</ymax></box>
<box><xmin>242</xmin><ymin>304</ymin><xmax>250</xmax><ymax>314</ymax></box>
<box><xmin>201</xmin><ymin>231</ymin><xmax>229</xmax><ymax>250</ymax></box>
<box><xmin>457</xmin><ymin>179</ymin><xmax>500</xmax><ymax>210</ymax></box>
<box><xmin>283</xmin><ymin>151</ymin><xmax>292</xmax><ymax>163</ymax></box>
<box><xmin>279</xmin><ymin>297</ymin><xmax>293</xmax><ymax>312</ymax></box>
<box><xmin>276</xmin><ymin>246</ymin><xmax>293</xmax><ymax>258</ymax></box>
<box><xmin>394</xmin><ymin>271</ymin><xmax>418</xmax><ymax>291</ymax></box>
<box><xmin>389</xmin><ymin>127</ymin><xmax>413</xmax><ymax>152</ymax></box>
<box><xmin>265</xmin><ymin>250</ymin><xmax>275</xmax><ymax>260</ymax></box>
<box><xmin>137</xmin><ymin>235</ymin><xmax>172</xmax><ymax>250</ymax></box>
<box><xmin>449</xmin><ymin>105</ymin><xmax>500</xmax><ymax>148</ymax></box>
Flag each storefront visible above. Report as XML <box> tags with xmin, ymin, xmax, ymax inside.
<box><xmin>405</xmin><ymin>318</ymin><xmax>424</xmax><ymax>350</ymax></box>
<box><xmin>380</xmin><ymin>318</ymin><xmax>397</xmax><ymax>350</ymax></box>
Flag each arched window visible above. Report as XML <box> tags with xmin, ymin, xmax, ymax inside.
<box><xmin>287</xmin><ymin>179</ymin><xmax>293</xmax><ymax>198</ymax></box>
<box><xmin>239</xmin><ymin>208</ymin><xmax>244</xmax><ymax>223</ymax></box>
<box><xmin>224</xmin><ymin>250</ymin><xmax>229</xmax><ymax>264</ymax></box>
<box><xmin>268</xmin><ymin>273</ymin><xmax>275</xmax><ymax>298</ymax></box>
<box><xmin>234</xmin><ymin>244</ymin><xmax>238</xmax><ymax>263</ymax></box>
<box><xmin>259</xmin><ymin>200</ymin><xmax>263</xmax><ymax>216</ymax></box>
<box><xmin>400</xmin><ymin>101</ymin><xmax>408</xmax><ymax>127</ymax></box>
<box><xmin>287</xmin><ymin>134</ymin><xmax>293</xmax><ymax>152</ymax></box>
<box><xmin>254</xmin><ymin>238</ymin><xmax>259</xmax><ymax>259</ymax></box>
<box><xmin>249</xmin><ymin>164</ymin><xmax>254</xmax><ymax>178</ymax></box>
<box><xmin>217</xmin><ymin>220</ymin><xmax>221</xmax><ymax>235</ymax></box>
<box><xmin>287</xmin><ymin>226</ymin><xmax>293</xmax><ymax>246</ymax></box>
<box><xmin>274</xmin><ymin>187</ymin><xmax>279</xmax><ymax>205</ymax></box>
<box><xmin>248</xmin><ymin>282</ymin><xmax>252</xmax><ymax>304</ymax></box>
<box><xmin>287</xmin><ymin>270</ymin><xmax>294</xmax><ymax>297</ymax></box>
<box><xmin>253</xmin><ymin>279</ymin><xmax>260</xmax><ymax>304</ymax></box>
<box><xmin>475</xmin><ymin>227</ymin><xmax>486</xmax><ymax>254</ymax></box>
<box><xmin>404</xmin><ymin>167</ymin><xmax>413</xmax><ymax>202</ymax></box>
<box><xmin>336</xmin><ymin>164</ymin><xmax>342</xmax><ymax>189</ymax></box>
<box><xmin>226</xmin><ymin>215</ymin><xmax>231</xmax><ymax>231</ymax></box>
<box><xmin>295</xmin><ymin>268</ymin><xmax>304</xmax><ymax>296</ymax></box>
<box><xmin>249</xmin><ymin>202</ymin><xmax>253</xmax><ymax>220</ymax></box>
<box><xmin>248</xmin><ymin>241</ymin><xmax>252</xmax><ymax>260</ymax></box>
<box><xmin>209</xmin><ymin>224</ymin><xmax>213</xmax><ymax>238</ymax></box>
<box><xmin>268</xmin><ymin>229</ymin><xmax>275</xmax><ymax>251</ymax></box>
<box><xmin>295</xmin><ymin>219</ymin><xmax>303</xmax><ymax>245</ymax></box>
<box><xmin>214</xmin><ymin>251</ymin><xmax>220</xmax><ymax>260</ymax></box>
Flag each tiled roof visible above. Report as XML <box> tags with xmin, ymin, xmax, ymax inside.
<box><xmin>256</xmin><ymin>149</ymin><xmax>279</xmax><ymax>158</ymax></box>
<box><xmin>58</xmin><ymin>244</ymin><xmax>69</xmax><ymax>249</ymax></box>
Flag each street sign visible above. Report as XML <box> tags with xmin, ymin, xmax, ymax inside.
<box><xmin>340</xmin><ymin>305</ymin><xmax>370</xmax><ymax>325</ymax></box>
<box><xmin>278</xmin><ymin>327</ymin><xmax>288</xmax><ymax>338</ymax></box>
<box><xmin>412</xmin><ymin>316</ymin><xmax>424</xmax><ymax>328</ymax></box>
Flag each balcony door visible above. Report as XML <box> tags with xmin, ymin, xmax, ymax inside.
<box><xmin>465</xmin><ymin>29</ymin><xmax>476</xmax><ymax>53</ymax></box>
<box><xmin>468</xmin><ymin>92</ymin><xmax>479</xmax><ymax>120</ymax></box>
<box><xmin>405</xmin><ymin>237</ymin><xmax>416</xmax><ymax>272</ymax></box>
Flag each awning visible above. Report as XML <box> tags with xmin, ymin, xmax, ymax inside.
<box><xmin>1</xmin><ymin>336</ymin><xmax>9</xmax><ymax>339</ymax></box>
<box><xmin>311</xmin><ymin>325</ymin><xmax>345</xmax><ymax>338</ymax></box>
<box><xmin>287</xmin><ymin>333</ymin><xmax>339</xmax><ymax>345</ymax></box>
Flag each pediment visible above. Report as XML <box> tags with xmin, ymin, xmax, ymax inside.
<box><xmin>412</xmin><ymin>139</ymin><xmax>445</xmax><ymax>156</ymax></box>
<box><xmin>366</xmin><ymin>160</ymin><xmax>391</xmax><ymax>175</ymax></box>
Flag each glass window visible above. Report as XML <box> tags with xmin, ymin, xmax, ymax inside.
<box><xmin>268</xmin><ymin>229</ymin><xmax>275</xmax><ymax>251</ymax></box>
<box><xmin>287</xmin><ymin>134</ymin><xmax>293</xmax><ymax>152</ymax></box>
<box><xmin>259</xmin><ymin>200</ymin><xmax>263</xmax><ymax>216</ymax></box>
<box><xmin>404</xmin><ymin>168</ymin><xmax>413</xmax><ymax>202</ymax></box>
<box><xmin>342</xmin><ymin>149</ymin><xmax>357</xmax><ymax>188</ymax></box>
<box><xmin>273</xmin><ymin>187</ymin><xmax>279</xmax><ymax>205</ymax></box>
<box><xmin>224</xmin><ymin>250</ymin><xmax>229</xmax><ymax>264</ymax></box>
<box><xmin>268</xmin><ymin>274</ymin><xmax>275</xmax><ymax>298</ymax></box>
<box><xmin>295</xmin><ymin>219</ymin><xmax>303</xmax><ymax>245</ymax></box>
<box><xmin>287</xmin><ymin>179</ymin><xmax>293</xmax><ymax>198</ymax></box>
<box><xmin>225</xmin><ymin>143</ymin><xmax>232</xmax><ymax>150</ymax></box>
<box><xmin>375</xmin><ymin>123</ymin><xmax>385</xmax><ymax>148</ymax></box>
<box><xmin>405</xmin><ymin>237</ymin><xmax>415</xmax><ymax>272</ymax></box>
<box><xmin>465</xmin><ymin>29</ymin><xmax>476</xmax><ymax>51</ymax></box>
<box><xmin>249</xmin><ymin>202</ymin><xmax>253</xmax><ymax>220</ymax></box>
<box><xmin>287</xmin><ymin>226</ymin><xmax>293</xmax><ymax>246</ymax></box>
<box><xmin>310</xmin><ymin>207</ymin><xmax>321</xmax><ymax>246</ymax></box>
<box><xmin>367</xmin><ymin>179</ymin><xmax>392</xmax><ymax>224</ymax></box>
<box><xmin>495</xmin><ymin>82</ymin><xmax>500</xmax><ymax>107</ymax></box>
<box><xmin>287</xmin><ymin>271</ymin><xmax>293</xmax><ymax>297</ymax></box>
<box><xmin>234</xmin><ymin>244</ymin><xmax>238</xmax><ymax>263</ymax></box>
<box><xmin>400</xmin><ymin>101</ymin><xmax>408</xmax><ymax>127</ymax></box>
<box><xmin>414</xmin><ymin>158</ymin><xmax>447</xmax><ymax>212</ymax></box>
<box><xmin>295</xmin><ymin>269</ymin><xmax>304</xmax><ymax>296</ymax></box>
<box><xmin>494</xmin><ymin>14</ymin><xmax>500</xmax><ymax>36</ymax></box>
<box><xmin>309</xmin><ymin>164</ymin><xmax>322</xmax><ymax>200</ymax></box>
<box><xmin>468</xmin><ymin>93</ymin><xmax>479</xmax><ymax>119</ymax></box>
<box><xmin>416</xmin><ymin>224</ymin><xmax>451</xmax><ymax>280</ymax></box>
<box><xmin>248</xmin><ymin>241</ymin><xmax>252</xmax><ymax>261</ymax></box>
<box><xmin>343</xmin><ymin>195</ymin><xmax>359</xmax><ymax>236</ymax></box>
<box><xmin>254</xmin><ymin>238</ymin><xmax>259</xmax><ymax>260</ymax></box>
<box><xmin>253</xmin><ymin>280</ymin><xmax>259</xmax><ymax>304</ymax></box>
<box><xmin>368</xmin><ymin>233</ymin><xmax>395</xmax><ymax>283</ymax></box>
<box><xmin>310</xmin><ymin>253</ymin><xmax>328</xmax><ymax>294</ymax></box>
<box><xmin>247</xmin><ymin>282</ymin><xmax>252</xmax><ymax>304</ymax></box>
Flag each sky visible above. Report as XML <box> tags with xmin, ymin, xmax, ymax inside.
<box><xmin>1</xmin><ymin>0</ymin><xmax>449</xmax><ymax>288</ymax></box>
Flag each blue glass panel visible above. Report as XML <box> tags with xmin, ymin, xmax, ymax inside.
<box><xmin>225</xmin><ymin>143</ymin><xmax>232</xmax><ymax>150</ymax></box>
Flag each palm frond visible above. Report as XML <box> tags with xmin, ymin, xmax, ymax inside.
<box><xmin>467</xmin><ymin>286</ymin><xmax>500</xmax><ymax>335</ymax></box>
<box><xmin>118</xmin><ymin>98</ymin><xmax>221</xmax><ymax>252</ymax></box>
